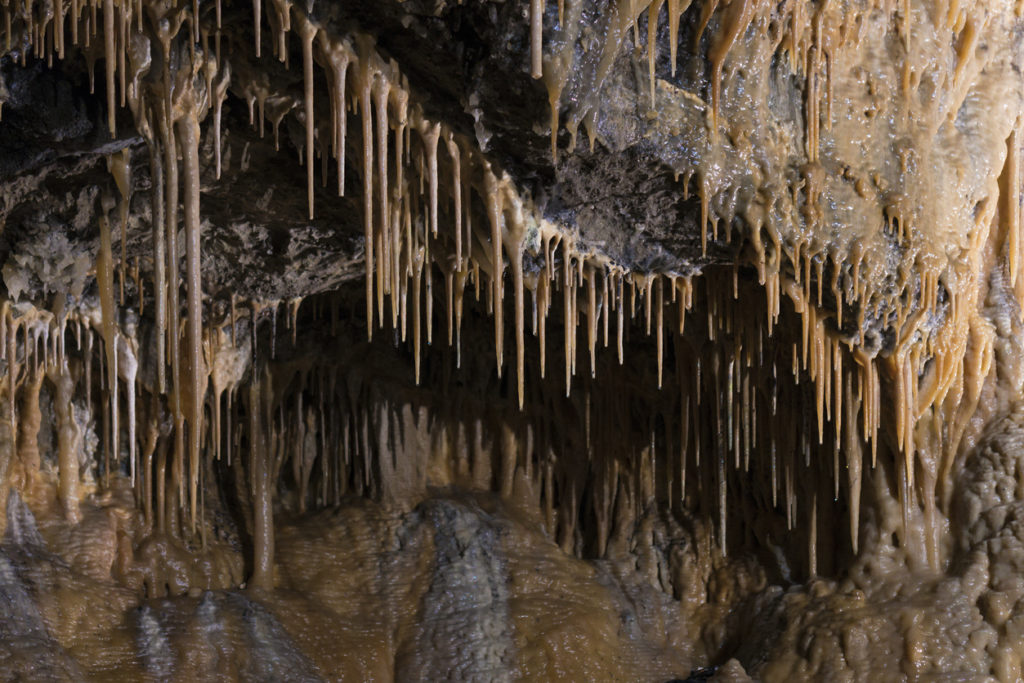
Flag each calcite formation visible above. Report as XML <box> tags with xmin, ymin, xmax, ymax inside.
<box><xmin>0</xmin><ymin>0</ymin><xmax>1022</xmax><ymax>679</ymax></box>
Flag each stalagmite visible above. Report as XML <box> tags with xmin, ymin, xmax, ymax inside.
<box><xmin>16</xmin><ymin>366</ymin><xmax>43</xmax><ymax>482</ymax></box>
<box><xmin>49</xmin><ymin>359</ymin><xmax>80</xmax><ymax>522</ymax></box>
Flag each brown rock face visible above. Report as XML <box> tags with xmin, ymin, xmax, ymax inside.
<box><xmin>0</xmin><ymin>0</ymin><xmax>1023</xmax><ymax>680</ymax></box>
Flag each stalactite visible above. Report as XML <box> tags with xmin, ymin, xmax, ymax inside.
<box><xmin>97</xmin><ymin>200</ymin><xmax>119</xmax><ymax>487</ymax></box>
<box><xmin>297</xmin><ymin>13</ymin><xmax>316</xmax><ymax>221</ymax></box>
<box><xmin>374</xmin><ymin>77</ymin><xmax>391</xmax><ymax>303</ymax></box>
<box><xmin>707</xmin><ymin>0</ymin><xmax>756</xmax><ymax>136</ymax></box>
<box><xmin>249</xmin><ymin>365</ymin><xmax>273</xmax><ymax>590</ymax></box>
<box><xmin>484</xmin><ymin>164</ymin><xmax>505</xmax><ymax>377</ymax></box>
<box><xmin>530</xmin><ymin>0</ymin><xmax>544</xmax><ymax>79</ymax></box>
<box><xmin>103</xmin><ymin>0</ymin><xmax>116</xmax><ymax>136</ymax></box>
<box><xmin>179</xmin><ymin>107</ymin><xmax>204</xmax><ymax>531</ymax></box>
<box><xmin>321</xmin><ymin>34</ymin><xmax>350</xmax><ymax>198</ymax></box>
<box><xmin>117</xmin><ymin>332</ymin><xmax>138</xmax><ymax>484</ymax></box>
<box><xmin>358</xmin><ymin>36</ymin><xmax>375</xmax><ymax>340</ymax></box>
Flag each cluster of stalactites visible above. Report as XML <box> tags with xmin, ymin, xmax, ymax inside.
<box><xmin>536</xmin><ymin>0</ymin><xmax>1022</xmax><ymax>360</ymax></box>
<box><xmin>0</xmin><ymin>261</ymin><xmax>964</xmax><ymax>579</ymax></box>
<box><xmin>535</xmin><ymin>0</ymin><xmax>1006</xmax><ymax>158</ymax></box>
<box><xmin>0</xmin><ymin>0</ymin><xmax>1020</xmax><ymax>583</ymax></box>
<box><xmin>221</xmin><ymin>0</ymin><xmax>1021</xmax><ymax>574</ymax></box>
<box><xmin>533</xmin><ymin>0</ymin><xmax>1023</xmax><ymax>545</ymax></box>
<box><xmin>0</xmin><ymin>0</ymin><xmax>230</xmax><ymax>537</ymax></box>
